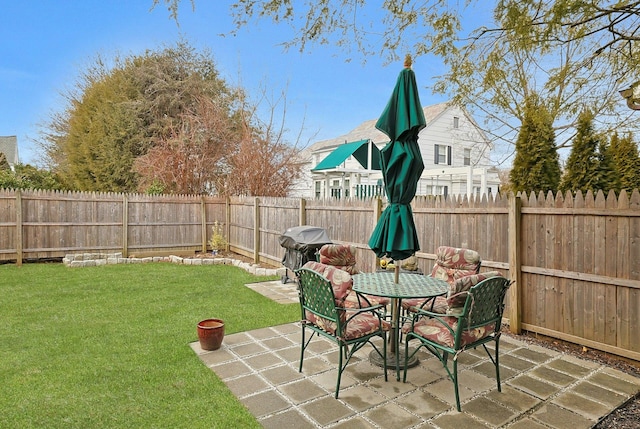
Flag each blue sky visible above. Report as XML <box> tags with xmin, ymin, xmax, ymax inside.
<box><xmin>2</xmin><ymin>1</ymin><xmax>454</xmax><ymax>165</ymax></box>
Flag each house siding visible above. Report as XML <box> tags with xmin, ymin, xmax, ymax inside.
<box><xmin>295</xmin><ymin>102</ymin><xmax>500</xmax><ymax>199</ymax></box>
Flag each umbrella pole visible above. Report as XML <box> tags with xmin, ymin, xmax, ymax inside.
<box><xmin>391</xmin><ymin>265</ymin><xmax>400</xmax><ymax>367</ymax></box>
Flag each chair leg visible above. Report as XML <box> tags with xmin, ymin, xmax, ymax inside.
<box><xmin>335</xmin><ymin>341</ymin><xmax>344</xmax><ymax>398</ymax></box>
<box><xmin>382</xmin><ymin>332</ymin><xmax>388</xmax><ymax>382</ymax></box>
<box><xmin>482</xmin><ymin>337</ymin><xmax>502</xmax><ymax>392</ymax></box>
<box><xmin>495</xmin><ymin>339</ymin><xmax>502</xmax><ymax>392</ymax></box>
<box><xmin>402</xmin><ymin>334</ymin><xmax>415</xmax><ymax>383</ymax></box>
<box><xmin>299</xmin><ymin>325</ymin><xmax>306</xmax><ymax>373</ymax></box>
<box><xmin>402</xmin><ymin>336</ymin><xmax>409</xmax><ymax>382</ymax></box>
<box><xmin>452</xmin><ymin>357</ymin><xmax>461</xmax><ymax>412</ymax></box>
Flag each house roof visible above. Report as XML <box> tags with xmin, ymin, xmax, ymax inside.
<box><xmin>0</xmin><ymin>136</ymin><xmax>19</xmax><ymax>165</ymax></box>
<box><xmin>306</xmin><ymin>102</ymin><xmax>452</xmax><ymax>155</ymax></box>
<box><xmin>312</xmin><ymin>139</ymin><xmax>381</xmax><ymax>171</ymax></box>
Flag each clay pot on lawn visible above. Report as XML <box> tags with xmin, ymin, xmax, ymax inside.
<box><xmin>197</xmin><ymin>318</ymin><xmax>225</xmax><ymax>351</ymax></box>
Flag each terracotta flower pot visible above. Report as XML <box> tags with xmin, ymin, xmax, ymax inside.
<box><xmin>197</xmin><ymin>318</ymin><xmax>225</xmax><ymax>351</ymax></box>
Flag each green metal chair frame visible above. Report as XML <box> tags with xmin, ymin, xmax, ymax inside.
<box><xmin>296</xmin><ymin>267</ymin><xmax>388</xmax><ymax>398</ymax></box>
<box><xmin>402</xmin><ymin>276</ymin><xmax>512</xmax><ymax>411</ymax></box>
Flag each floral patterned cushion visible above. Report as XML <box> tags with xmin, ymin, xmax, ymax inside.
<box><xmin>401</xmin><ymin>271</ymin><xmax>504</xmax><ymax>334</ymax></box>
<box><xmin>401</xmin><ymin>295</ymin><xmax>446</xmax><ymax>313</ymax></box>
<box><xmin>305</xmin><ymin>311</ymin><xmax>340</xmax><ymax>335</ymax></box>
<box><xmin>403</xmin><ymin>271</ymin><xmax>503</xmax><ymax>319</ymax></box>
<box><xmin>311</xmin><ymin>307</ymin><xmax>390</xmax><ymax>337</ymax></box>
<box><xmin>302</xmin><ymin>261</ymin><xmax>352</xmax><ymax>302</ymax></box>
<box><xmin>299</xmin><ymin>261</ymin><xmax>389</xmax><ymax>336</ymax></box>
<box><xmin>411</xmin><ymin>315</ymin><xmax>496</xmax><ymax>348</ymax></box>
<box><xmin>318</xmin><ymin>244</ymin><xmax>360</xmax><ymax>274</ymax></box>
<box><xmin>402</xmin><ymin>247</ymin><xmax>481</xmax><ymax>313</ymax></box>
<box><xmin>300</xmin><ymin>261</ymin><xmax>352</xmax><ymax>335</ymax></box>
<box><xmin>446</xmin><ymin>271</ymin><xmax>502</xmax><ymax>312</ymax></box>
<box><xmin>344</xmin><ymin>290</ymin><xmax>390</xmax><ymax>309</ymax></box>
<box><xmin>342</xmin><ymin>311</ymin><xmax>391</xmax><ymax>339</ymax></box>
<box><xmin>317</xmin><ymin>244</ymin><xmax>389</xmax><ymax>309</ymax></box>
<box><xmin>430</xmin><ymin>246</ymin><xmax>481</xmax><ymax>284</ymax></box>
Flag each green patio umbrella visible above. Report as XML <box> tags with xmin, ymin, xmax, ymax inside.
<box><xmin>368</xmin><ymin>55</ymin><xmax>425</xmax><ymax>265</ymax></box>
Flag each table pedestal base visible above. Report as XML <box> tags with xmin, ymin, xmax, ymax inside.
<box><xmin>368</xmin><ymin>348</ymin><xmax>419</xmax><ymax>370</ymax></box>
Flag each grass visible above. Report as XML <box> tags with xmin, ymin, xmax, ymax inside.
<box><xmin>0</xmin><ymin>262</ymin><xmax>300</xmax><ymax>428</ymax></box>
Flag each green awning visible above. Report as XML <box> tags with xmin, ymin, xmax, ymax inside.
<box><xmin>312</xmin><ymin>139</ymin><xmax>382</xmax><ymax>171</ymax></box>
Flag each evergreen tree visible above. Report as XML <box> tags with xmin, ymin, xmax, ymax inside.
<box><xmin>559</xmin><ymin>109</ymin><xmax>601</xmax><ymax>193</ymax></box>
<box><xmin>0</xmin><ymin>153</ymin><xmax>10</xmax><ymax>171</ymax></box>
<box><xmin>595</xmin><ymin>138</ymin><xmax>620</xmax><ymax>193</ymax></box>
<box><xmin>611</xmin><ymin>132</ymin><xmax>640</xmax><ymax>192</ymax></box>
<box><xmin>510</xmin><ymin>94</ymin><xmax>561</xmax><ymax>194</ymax></box>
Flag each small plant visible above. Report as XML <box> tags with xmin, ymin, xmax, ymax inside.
<box><xmin>145</xmin><ymin>180</ymin><xmax>165</xmax><ymax>195</ymax></box>
<box><xmin>208</xmin><ymin>221</ymin><xmax>227</xmax><ymax>253</ymax></box>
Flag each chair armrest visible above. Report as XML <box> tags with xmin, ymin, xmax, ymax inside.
<box><xmin>352</xmin><ymin>291</ymin><xmax>374</xmax><ymax>307</ymax></box>
<box><xmin>408</xmin><ymin>307</ymin><xmax>459</xmax><ymax>337</ymax></box>
<box><xmin>344</xmin><ymin>303</ymin><xmax>385</xmax><ymax>314</ymax></box>
<box><xmin>411</xmin><ymin>306</ymin><xmax>448</xmax><ymax>319</ymax></box>
<box><xmin>343</xmin><ymin>303</ymin><xmax>386</xmax><ymax>324</ymax></box>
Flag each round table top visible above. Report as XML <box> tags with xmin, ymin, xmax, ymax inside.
<box><xmin>352</xmin><ymin>272</ymin><xmax>449</xmax><ymax>299</ymax></box>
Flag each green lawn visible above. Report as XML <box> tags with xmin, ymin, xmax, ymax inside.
<box><xmin>0</xmin><ymin>262</ymin><xmax>299</xmax><ymax>428</ymax></box>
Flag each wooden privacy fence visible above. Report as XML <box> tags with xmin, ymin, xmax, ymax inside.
<box><xmin>1</xmin><ymin>188</ymin><xmax>639</xmax><ymax>361</ymax></box>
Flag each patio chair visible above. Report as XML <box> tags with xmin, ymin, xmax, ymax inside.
<box><xmin>401</xmin><ymin>246</ymin><xmax>481</xmax><ymax>314</ymax></box>
<box><xmin>402</xmin><ymin>275</ymin><xmax>512</xmax><ymax>411</ymax></box>
<box><xmin>401</xmin><ymin>271</ymin><xmax>503</xmax><ymax>334</ymax></box>
<box><xmin>317</xmin><ymin>244</ymin><xmax>391</xmax><ymax>310</ymax></box>
<box><xmin>295</xmin><ymin>262</ymin><xmax>389</xmax><ymax>398</ymax></box>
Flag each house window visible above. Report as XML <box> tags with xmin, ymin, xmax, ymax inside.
<box><xmin>344</xmin><ymin>179</ymin><xmax>350</xmax><ymax>198</ymax></box>
<box><xmin>330</xmin><ymin>179</ymin><xmax>341</xmax><ymax>199</ymax></box>
<box><xmin>453</xmin><ymin>116</ymin><xmax>459</xmax><ymax>129</ymax></box>
<box><xmin>315</xmin><ymin>181</ymin><xmax>321</xmax><ymax>199</ymax></box>
<box><xmin>434</xmin><ymin>144</ymin><xmax>452</xmax><ymax>165</ymax></box>
<box><xmin>464</xmin><ymin>148</ymin><xmax>471</xmax><ymax>166</ymax></box>
<box><xmin>435</xmin><ymin>185</ymin><xmax>448</xmax><ymax>197</ymax></box>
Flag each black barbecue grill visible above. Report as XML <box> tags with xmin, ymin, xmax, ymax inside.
<box><xmin>278</xmin><ymin>225</ymin><xmax>332</xmax><ymax>283</ymax></box>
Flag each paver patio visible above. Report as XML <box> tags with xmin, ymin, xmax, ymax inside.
<box><xmin>191</xmin><ymin>280</ymin><xmax>640</xmax><ymax>429</ymax></box>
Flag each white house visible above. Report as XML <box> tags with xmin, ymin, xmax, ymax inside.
<box><xmin>291</xmin><ymin>102</ymin><xmax>501</xmax><ymax>199</ymax></box>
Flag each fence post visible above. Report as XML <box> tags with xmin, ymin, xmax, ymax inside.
<box><xmin>16</xmin><ymin>190</ymin><xmax>23</xmax><ymax>267</ymax></box>
<box><xmin>299</xmin><ymin>198</ymin><xmax>306</xmax><ymax>226</ymax></box>
<box><xmin>254</xmin><ymin>197</ymin><xmax>260</xmax><ymax>263</ymax></box>
<box><xmin>225</xmin><ymin>197</ymin><xmax>231</xmax><ymax>252</ymax></box>
<box><xmin>122</xmin><ymin>194</ymin><xmax>128</xmax><ymax>258</ymax></box>
<box><xmin>373</xmin><ymin>196</ymin><xmax>383</xmax><ymax>228</ymax></box>
<box><xmin>201</xmin><ymin>196</ymin><xmax>207</xmax><ymax>253</ymax></box>
<box><xmin>508</xmin><ymin>194</ymin><xmax>522</xmax><ymax>333</ymax></box>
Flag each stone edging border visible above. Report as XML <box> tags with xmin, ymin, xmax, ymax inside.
<box><xmin>63</xmin><ymin>252</ymin><xmax>286</xmax><ymax>278</ymax></box>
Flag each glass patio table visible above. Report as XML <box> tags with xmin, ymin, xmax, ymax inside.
<box><xmin>352</xmin><ymin>272</ymin><xmax>449</xmax><ymax>380</ymax></box>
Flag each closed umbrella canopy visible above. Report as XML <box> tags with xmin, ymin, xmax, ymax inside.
<box><xmin>368</xmin><ymin>57</ymin><xmax>425</xmax><ymax>262</ymax></box>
